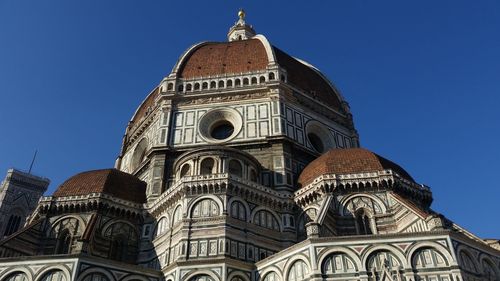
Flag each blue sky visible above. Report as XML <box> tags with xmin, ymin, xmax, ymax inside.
<box><xmin>0</xmin><ymin>1</ymin><xmax>499</xmax><ymax>238</ymax></box>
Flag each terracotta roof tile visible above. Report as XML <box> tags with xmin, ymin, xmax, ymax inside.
<box><xmin>53</xmin><ymin>169</ymin><xmax>147</xmax><ymax>204</ymax></box>
<box><xmin>179</xmin><ymin>39</ymin><xmax>269</xmax><ymax>78</ymax></box>
<box><xmin>298</xmin><ymin>148</ymin><xmax>414</xmax><ymax>187</ymax></box>
<box><xmin>273</xmin><ymin>47</ymin><xmax>343</xmax><ymax>111</ymax></box>
<box><xmin>131</xmin><ymin>86</ymin><xmax>159</xmax><ymax>125</ymax></box>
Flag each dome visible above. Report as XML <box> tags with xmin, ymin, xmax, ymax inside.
<box><xmin>178</xmin><ymin>39</ymin><xmax>269</xmax><ymax>78</ymax></box>
<box><xmin>53</xmin><ymin>169</ymin><xmax>147</xmax><ymax>203</ymax></box>
<box><xmin>297</xmin><ymin>148</ymin><xmax>415</xmax><ymax>187</ymax></box>
<box><xmin>171</xmin><ymin>36</ymin><xmax>346</xmax><ymax>112</ymax></box>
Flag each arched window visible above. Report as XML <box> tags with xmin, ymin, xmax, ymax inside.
<box><xmin>355</xmin><ymin>209</ymin><xmax>372</xmax><ymax>235</ymax></box>
<box><xmin>194</xmin><ymin>83</ymin><xmax>200</xmax><ymax>90</ymax></box>
<box><xmin>228</xmin><ymin>159</ymin><xmax>243</xmax><ymax>178</ymax></box>
<box><xmin>55</xmin><ymin>229</ymin><xmax>72</xmax><ymax>254</ymax></box>
<box><xmin>167</xmin><ymin>83</ymin><xmax>173</xmax><ymax>91</ymax></box>
<box><xmin>253</xmin><ymin>210</ymin><xmax>280</xmax><ymax>231</ymax></box>
<box><xmin>259</xmin><ymin>76</ymin><xmax>266</xmax><ymax>83</ymax></box>
<box><xmin>210</xmin><ymin>81</ymin><xmax>216</xmax><ymax>89</ymax></box>
<box><xmin>155</xmin><ymin>217</ymin><xmax>169</xmax><ymax>238</ymax></box>
<box><xmin>227</xmin><ymin>80</ymin><xmax>233</xmax><ymax>87</ymax></box>
<box><xmin>412</xmin><ymin>247</ymin><xmax>447</xmax><ymax>269</ymax></box>
<box><xmin>481</xmin><ymin>259</ymin><xmax>497</xmax><ymax>281</ymax></box>
<box><xmin>104</xmin><ymin>222</ymin><xmax>138</xmax><ymax>263</ymax></box>
<box><xmin>186</xmin><ymin>84</ymin><xmax>192</xmax><ymax>91</ymax></box>
<box><xmin>322</xmin><ymin>252</ymin><xmax>357</xmax><ymax>274</ymax></box>
<box><xmin>367</xmin><ymin>250</ymin><xmax>401</xmax><ymax>280</ymax></box>
<box><xmin>180</xmin><ymin>164</ymin><xmax>191</xmax><ymax>178</ymax></box>
<box><xmin>202</xmin><ymin>82</ymin><xmax>208</xmax><ymax>89</ymax></box>
<box><xmin>235</xmin><ymin>79</ymin><xmax>241</xmax><ymax>87</ymax></box>
<box><xmin>131</xmin><ymin>138</ymin><xmax>148</xmax><ymax>171</ymax></box>
<box><xmin>230</xmin><ymin>201</ymin><xmax>246</xmax><ymax>221</ymax></box>
<box><xmin>39</xmin><ymin>270</ymin><xmax>66</xmax><ymax>281</ymax></box>
<box><xmin>178</xmin><ymin>85</ymin><xmax>184</xmax><ymax>92</ymax></box>
<box><xmin>200</xmin><ymin>158</ymin><xmax>215</xmax><ymax>175</ymax></box>
<box><xmin>288</xmin><ymin>260</ymin><xmax>309</xmax><ymax>281</ymax></box>
<box><xmin>251</xmin><ymin>77</ymin><xmax>257</xmax><ymax>84</ymax></box>
<box><xmin>81</xmin><ymin>273</ymin><xmax>110</xmax><ymax>281</ymax></box>
<box><xmin>51</xmin><ymin>217</ymin><xmax>81</xmax><ymax>255</ymax></box>
<box><xmin>192</xmin><ymin>199</ymin><xmax>219</xmax><ymax>218</ymax></box>
<box><xmin>459</xmin><ymin>251</ymin><xmax>478</xmax><ymax>273</ymax></box>
<box><xmin>218</xmin><ymin>80</ymin><xmax>224</xmax><ymax>88</ymax></box>
<box><xmin>3</xmin><ymin>272</ymin><xmax>28</xmax><ymax>281</ymax></box>
<box><xmin>262</xmin><ymin>272</ymin><xmax>279</xmax><ymax>281</ymax></box>
<box><xmin>243</xmin><ymin>78</ymin><xmax>249</xmax><ymax>85</ymax></box>
<box><xmin>110</xmin><ymin>236</ymin><xmax>126</xmax><ymax>261</ymax></box>
<box><xmin>172</xmin><ymin>205</ymin><xmax>183</xmax><ymax>225</ymax></box>
<box><xmin>269</xmin><ymin>72</ymin><xmax>275</xmax><ymax>80</ymax></box>
<box><xmin>249</xmin><ymin>169</ymin><xmax>258</xmax><ymax>182</ymax></box>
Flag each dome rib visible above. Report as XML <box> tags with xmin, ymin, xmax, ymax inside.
<box><xmin>273</xmin><ymin>47</ymin><xmax>343</xmax><ymax>112</ymax></box>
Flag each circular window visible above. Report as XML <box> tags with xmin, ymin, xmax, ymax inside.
<box><xmin>307</xmin><ymin>133</ymin><xmax>324</xmax><ymax>153</ymax></box>
<box><xmin>211</xmin><ymin>121</ymin><xmax>234</xmax><ymax>140</ymax></box>
<box><xmin>306</xmin><ymin>121</ymin><xmax>335</xmax><ymax>153</ymax></box>
<box><xmin>198</xmin><ymin>108</ymin><xmax>243</xmax><ymax>143</ymax></box>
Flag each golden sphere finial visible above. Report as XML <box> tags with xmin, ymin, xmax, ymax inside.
<box><xmin>238</xmin><ymin>9</ymin><xmax>245</xmax><ymax>20</ymax></box>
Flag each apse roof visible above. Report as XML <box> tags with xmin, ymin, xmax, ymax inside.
<box><xmin>53</xmin><ymin>169</ymin><xmax>147</xmax><ymax>204</ymax></box>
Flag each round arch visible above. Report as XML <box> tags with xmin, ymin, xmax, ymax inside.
<box><xmin>361</xmin><ymin>244</ymin><xmax>408</xmax><ymax>270</ymax></box>
<box><xmin>478</xmin><ymin>254</ymin><xmax>500</xmax><ymax>277</ymax></box>
<box><xmin>0</xmin><ymin>268</ymin><xmax>33</xmax><ymax>281</ymax></box>
<box><xmin>177</xmin><ymin>161</ymin><xmax>194</xmax><ymax>180</ymax></box>
<box><xmin>340</xmin><ymin>193</ymin><xmax>387</xmax><ymax>215</ymax></box>
<box><xmin>317</xmin><ymin>246</ymin><xmax>363</xmax><ymax>271</ymax></box>
<box><xmin>198</xmin><ymin>156</ymin><xmax>219</xmax><ymax>174</ymax></box>
<box><xmin>282</xmin><ymin>254</ymin><xmax>312</xmax><ymax>281</ymax></box>
<box><xmin>171</xmin><ymin>203</ymin><xmax>184</xmax><ymax>227</ymax></box>
<box><xmin>406</xmin><ymin>241</ymin><xmax>455</xmax><ymax>268</ymax></box>
<box><xmin>182</xmin><ymin>270</ymin><xmax>220</xmax><ymax>281</ymax></box>
<box><xmin>227</xmin><ymin>197</ymin><xmax>251</xmax><ymax>222</ymax></box>
<box><xmin>298</xmin><ymin>206</ymin><xmax>320</xmax><ymax>223</ymax></box>
<box><xmin>101</xmin><ymin>219</ymin><xmax>139</xmax><ymax>238</ymax></box>
<box><xmin>455</xmin><ymin>246</ymin><xmax>480</xmax><ymax>273</ymax></box>
<box><xmin>35</xmin><ymin>265</ymin><xmax>72</xmax><ymax>281</ymax></box>
<box><xmin>186</xmin><ymin>195</ymin><xmax>224</xmax><ymax>219</ymax></box>
<box><xmin>130</xmin><ymin>138</ymin><xmax>148</xmax><ymax>171</ymax></box>
<box><xmin>48</xmin><ymin>215</ymin><xmax>87</xmax><ymax>236</ymax></box>
<box><xmin>250</xmin><ymin>206</ymin><xmax>283</xmax><ymax>232</ymax></box>
<box><xmin>258</xmin><ymin>266</ymin><xmax>283</xmax><ymax>281</ymax></box>
<box><xmin>226</xmin><ymin>271</ymin><xmax>250</xmax><ymax>281</ymax></box>
<box><xmin>153</xmin><ymin>215</ymin><xmax>170</xmax><ymax>238</ymax></box>
<box><xmin>76</xmin><ymin>268</ymin><xmax>115</xmax><ymax>281</ymax></box>
<box><xmin>121</xmin><ymin>274</ymin><xmax>150</xmax><ymax>281</ymax></box>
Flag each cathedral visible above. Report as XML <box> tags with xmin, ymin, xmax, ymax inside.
<box><xmin>0</xmin><ymin>10</ymin><xmax>498</xmax><ymax>281</ymax></box>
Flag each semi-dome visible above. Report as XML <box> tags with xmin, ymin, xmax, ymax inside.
<box><xmin>298</xmin><ymin>148</ymin><xmax>415</xmax><ymax>187</ymax></box>
<box><xmin>53</xmin><ymin>169</ymin><xmax>147</xmax><ymax>203</ymax></box>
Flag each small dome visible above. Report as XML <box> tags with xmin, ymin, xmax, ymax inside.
<box><xmin>298</xmin><ymin>148</ymin><xmax>415</xmax><ymax>187</ymax></box>
<box><xmin>53</xmin><ymin>169</ymin><xmax>147</xmax><ymax>203</ymax></box>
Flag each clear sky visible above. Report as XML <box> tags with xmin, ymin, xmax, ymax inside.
<box><xmin>0</xmin><ymin>1</ymin><xmax>499</xmax><ymax>238</ymax></box>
